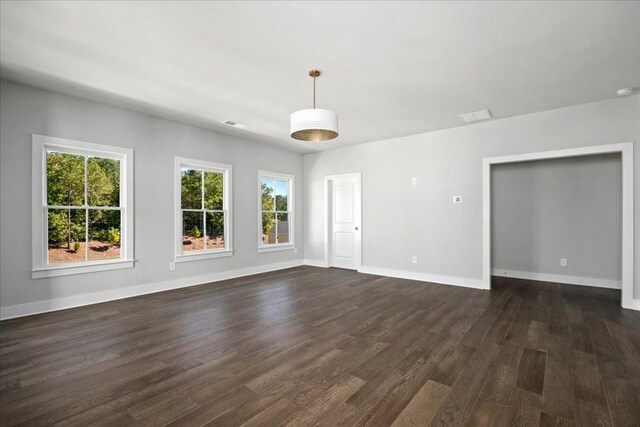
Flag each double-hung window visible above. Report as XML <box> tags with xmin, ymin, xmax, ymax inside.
<box><xmin>175</xmin><ymin>157</ymin><xmax>232</xmax><ymax>261</ymax></box>
<box><xmin>258</xmin><ymin>170</ymin><xmax>294</xmax><ymax>252</ymax></box>
<box><xmin>32</xmin><ymin>134</ymin><xmax>134</xmax><ymax>278</ymax></box>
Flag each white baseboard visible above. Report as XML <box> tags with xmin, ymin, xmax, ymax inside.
<box><xmin>622</xmin><ymin>298</ymin><xmax>640</xmax><ymax>311</ymax></box>
<box><xmin>7</xmin><ymin>261</ymin><xmax>624</xmax><ymax>320</ymax></box>
<box><xmin>358</xmin><ymin>266</ymin><xmax>487</xmax><ymax>290</ymax></box>
<box><xmin>0</xmin><ymin>260</ymin><xmax>304</xmax><ymax>320</ymax></box>
<box><xmin>303</xmin><ymin>259</ymin><xmax>329</xmax><ymax>268</ymax></box>
<box><xmin>491</xmin><ymin>268</ymin><xmax>621</xmax><ymax>289</ymax></box>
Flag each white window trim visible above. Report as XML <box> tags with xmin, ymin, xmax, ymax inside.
<box><xmin>257</xmin><ymin>170</ymin><xmax>295</xmax><ymax>253</ymax></box>
<box><xmin>174</xmin><ymin>157</ymin><xmax>233</xmax><ymax>262</ymax></box>
<box><xmin>32</xmin><ymin>134</ymin><xmax>135</xmax><ymax>279</ymax></box>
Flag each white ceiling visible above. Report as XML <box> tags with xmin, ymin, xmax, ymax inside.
<box><xmin>1</xmin><ymin>1</ymin><xmax>639</xmax><ymax>153</ymax></box>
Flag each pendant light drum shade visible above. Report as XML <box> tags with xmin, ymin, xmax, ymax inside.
<box><xmin>290</xmin><ymin>108</ymin><xmax>338</xmax><ymax>141</ymax></box>
<box><xmin>290</xmin><ymin>69</ymin><xmax>338</xmax><ymax>142</ymax></box>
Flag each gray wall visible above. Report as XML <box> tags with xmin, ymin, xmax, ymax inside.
<box><xmin>491</xmin><ymin>154</ymin><xmax>622</xmax><ymax>283</ymax></box>
<box><xmin>304</xmin><ymin>95</ymin><xmax>639</xmax><ymax>296</ymax></box>
<box><xmin>0</xmin><ymin>80</ymin><xmax>304</xmax><ymax>310</ymax></box>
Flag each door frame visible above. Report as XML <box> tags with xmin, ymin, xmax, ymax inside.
<box><xmin>482</xmin><ymin>142</ymin><xmax>636</xmax><ymax>310</ymax></box>
<box><xmin>324</xmin><ymin>172</ymin><xmax>362</xmax><ymax>270</ymax></box>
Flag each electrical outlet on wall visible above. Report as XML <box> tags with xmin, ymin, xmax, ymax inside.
<box><xmin>411</xmin><ymin>177</ymin><xmax>417</xmax><ymax>186</ymax></box>
<box><xmin>560</xmin><ymin>258</ymin><xmax>567</xmax><ymax>267</ymax></box>
<box><xmin>453</xmin><ymin>195</ymin><xmax>463</xmax><ymax>204</ymax></box>
<box><xmin>169</xmin><ymin>262</ymin><xmax>176</xmax><ymax>271</ymax></box>
<box><xmin>411</xmin><ymin>256</ymin><xmax>418</xmax><ymax>264</ymax></box>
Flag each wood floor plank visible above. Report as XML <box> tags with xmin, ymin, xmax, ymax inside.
<box><xmin>428</xmin><ymin>342</ymin><xmax>476</xmax><ymax>387</ymax></box>
<box><xmin>508</xmin><ymin>388</ymin><xmax>542</xmax><ymax>426</ymax></box>
<box><xmin>238</xmin><ymin>398</ymin><xmax>300</xmax><ymax>427</ymax></box>
<box><xmin>541</xmin><ymin>334</ymin><xmax>575</xmax><ymax>421</ymax></box>
<box><xmin>601</xmin><ymin>377</ymin><xmax>640</xmax><ymax>427</ymax></box>
<box><xmin>570</xmin><ymin>350</ymin><xmax>607</xmax><ymax>406</ymax></box>
<box><xmin>347</xmin><ymin>354</ymin><xmax>441</xmax><ymax>426</ymax></box>
<box><xmin>390</xmin><ymin>380</ymin><xmax>450</xmax><ymax>426</ymax></box>
<box><xmin>430</xmin><ymin>342</ymin><xmax>500</xmax><ymax>426</ymax></box>
<box><xmin>199</xmin><ymin>381</ymin><xmax>297</xmax><ymax>426</ymax></box>
<box><xmin>525</xmin><ymin>320</ymin><xmax>549</xmax><ymax>352</ymax></box>
<box><xmin>516</xmin><ymin>347</ymin><xmax>547</xmax><ymax>395</ymax></box>
<box><xmin>569</xmin><ymin>323</ymin><xmax>593</xmax><ymax>354</ymax></box>
<box><xmin>283</xmin><ymin>374</ymin><xmax>365</xmax><ymax>426</ymax></box>
<box><xmin>166</xmin><ymin>385</ymin><xmax>256</xmax><ymax>426</ymax></box>
<box><xmin>0</xmin><ymin>267</ymin><xmax>636</xmax><ymax>426</ymax></box>
<box><xmin>539</xmin><ymin>411</ymin><xmax>576</xmax><ymax>427</ymax></box>
<box><xmin>574</xmin><ymin>400</ymin><xmax>613</xmax><ymax>427</ymax></box>
<box><xmin>480</xmin><ymin>363</ymin><xmax>517</xmax><ymax>406</ymax></box>
<box><xmin>484</xmin><ymin>295</ymin><xmax>522</xmax><ymax>344</ymax></box>
<box><xmin>467</xmin><ymin>397</ymin><xmax>512</xmax><ymax>426</ymax></box>
<box><xmin>127</xmin><ymin>392</ymin><xmax>199</xmax><ymax>425</ymax></box>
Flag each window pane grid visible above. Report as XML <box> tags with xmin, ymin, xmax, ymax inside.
<box><xmin>260</xmin><ymin>173</ymin><xmax>292</xmax><ymax>247</ymax></box>
<box><xmin>85</xmin><ymin>207</ymin><xmax>89</xmax><ymax>261</ymax></box>
<box><xmin>45</xmin><ymin>205</ymin><xmax>122</xmax><ymax>210</ymax></box>
<box><xmin>45</xmin><ymin>150</ymin><xmax>123</xmax><ymax>265</ymax></box>
<box><xmin>260</xmin><ymin>210</ymin><xmax>290</xmax><ymax>214</ymax></box>
<box><xmin>181</xmin><ymin>209</ymin><xmax>225</xmax><ymax>213</ymax></box>
<box><xmin>180</xmin><ymin>164</ymin><xmax>227</xmax><ymax>254</ymax></box>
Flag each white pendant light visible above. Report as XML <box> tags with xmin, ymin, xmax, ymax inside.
<box><xmin>290</xmin><ymin>70</ymin><xmax>338</xmax><ymax>142</ymax></box>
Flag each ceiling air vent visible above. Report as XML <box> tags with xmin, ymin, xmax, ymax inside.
<box><xmin>458</xmin><ymin>109</ymin><xmax>493</xmax><ymax>123</ymax></box>
<box><xmin>222</xmin><ymin>120</ymin><xmax>248</xmax><ymax>129</ymax></box>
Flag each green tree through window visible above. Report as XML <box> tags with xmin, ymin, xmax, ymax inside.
<box><xmin>260</xmin><ymin>173</ymin><xmax>292</xmax><ymax>247</ymax></box>
<box><xmin>46</xmin><ymin>151</ymin><xmax>121</xmax><ymax>264</ymax></box>
<box><xmin>180</xmin><ymin>166</ymin><xmax>226</xmax><ymax>252</ymax></box>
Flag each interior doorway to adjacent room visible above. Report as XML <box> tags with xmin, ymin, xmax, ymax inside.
<box><xmin>482</xmin><ymin>143</ymin><xmax>634</xmax><ymax>309</ymax></box>
<box><xmin>491</xmin><ymin>154</ymin><xmax>622</xmax><ymax>293</ymax></box>
<box><xmin>324</xmin><ymin>172</ymin><xmax>362</xmax><ymax>270</ymax></box>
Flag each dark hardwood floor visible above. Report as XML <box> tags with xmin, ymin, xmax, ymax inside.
<box><xmin>1</xmin><ymin>266</ymin><xmax>639</xmax><ymax>426</ymax></box>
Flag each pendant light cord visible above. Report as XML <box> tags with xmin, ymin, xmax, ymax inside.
<box><xmin>313</xmin><ymin>75</ymin><xmax>316</xmax><ymax>109</ymax></box>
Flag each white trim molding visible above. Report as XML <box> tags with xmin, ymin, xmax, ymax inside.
<box><xmin>304</xmin><ymin>259</ymin><xmax>329</xmax><ymax>268</ymax></box>
<box><xmin>257</xmin><ymin>169</ymin><xmax>295</xmax><ymax>253</ymax></box>
<box><xmin>33</xmin><ymin>259</ymin><xmax>136</xmax><ymax>279</ymax></box>
<box><xmin>492</xmin><ymin>269</ymin><xmax>621</xmax><ymax>290</ymax></box>
<box><xmin>1</xmin><ymin>259</ymin><xmax>303</xmax><ymax>320</ymax></box>
<box><xmin>483</xmin><ymin>142</ymin><xmax>635</xmax><ymax>310</ymax></box>
<box><xmin>174</xmin><ymin>157</ymin><xmax>233</xmax><ymax>262</ymax></box>
<box><xmin>323</xmin><ymin>172</ymin><xmax>362</xmax><ymax>270</ymax></box>
<box><xmin>258</xmin><ymin>245</ymin><xmax>295</xmax><ymax>254</ymax></box>
<box><xmin>358</xmin><ymin>266</ymin><xmax>485</xmax><ymax>290</ymax></box>
<box><xmin>32</xmin><ymin>134</ymin><xmax>135</xmax><ymax>279</ymax></box>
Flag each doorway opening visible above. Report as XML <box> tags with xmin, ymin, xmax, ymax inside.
<box><xmin>482</xmin><ymin>143</ymin><xmax>635</xmax><ymax>310</ymax></box>
<box><xmin>492</xmin><ymin>154</ymin><xmax>622</xmax><ymax>296</ymax></box>
<box><xmin>324</xmin><ymin>172</ymin><xmax>362</xmax><ymax>270</ymax></box>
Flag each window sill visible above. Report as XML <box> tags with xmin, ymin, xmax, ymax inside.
<box><xmin>258</xmin><ymin>244</ymin><xmax>296</xmax><ymax>254</ymax></box>
<box><xmin>175</xmin><ymin>250</ymin><xmax>234</xmax><ymax>263</ymax></box>
<box><xmin>32</xmin><ymin>259</ymin><xmax>136</xmax><ymax>279</ymax></box>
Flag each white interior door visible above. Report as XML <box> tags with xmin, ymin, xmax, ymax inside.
<box><xmin>328</xmin><ymin>174</ymin><xmax>361</xmax><ymax>270</ymax></box>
